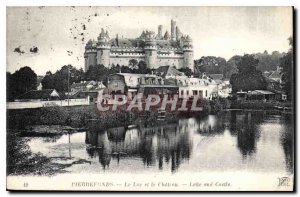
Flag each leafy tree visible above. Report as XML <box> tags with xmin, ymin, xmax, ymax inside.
<box><xmin>136</xmin><ymin>60</ymin><xmax>151</xmax><ymax>74</ymax></box>
<box><xmin>84</xmin><ymin>64</ymin><xmax>108</xmax><ymax>81</ymax></box>
<box><xmin>41</xmin><ymin>65</ymin><xmax>84</xmax><ymax>93</ymax></box>
<box><xmin>254</xmin><ymin>50</ymin><xmax>285</xmax><ymax>72</ymax></box>
<box><xmin>7</xmin><ymin>72</ymin><xmax>14</xmax><ymax>101</ymax></box>
<box><xmin>225</xmin><ymin>55</ymin><xmax>241</xmax><ymax>78</ymax></box>
<box><xmin>178</xmin><ymin>67</ymin><xmax>193</xmax><ymax>77</ymax></box>
<box><xmin>7</xmin><ymin>66</ymin><xmax>37</xmax><ymax>100</ymax></box>
<box><xmin>194</xmin><ymin>56</ymin><xmax>228</xmax><ymax>77</ymax></box>
<box><xmin>280</xmin><ymin>37</ymin><xmax>293</xmax><ymax>101</ymax></box>
<box><xmin>41</xmin><ymin>71</ymin><xmax>55</xmax><ymax>89</ymax></box>
<box><xmin>230</xmin><ymin>54</ymin><xmax>267</xmax><ymax>93</ymax></box>
<box><xmin>128</xmin><ymin>59</ymin><xmax>138</xmax><ymax>69</ymax></box>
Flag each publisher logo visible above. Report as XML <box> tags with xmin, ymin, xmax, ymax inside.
<box><xmin>95</xmin><ymin>92</ymin><xmax>204</xmax><ymax>112</ymax></box>
<box><xmin>278</xmin><ymin>177</ymin><xmax>290</xmax><ymax>187</ymax></box>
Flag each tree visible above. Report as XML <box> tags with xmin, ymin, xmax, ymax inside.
<box><xmin>84</xmin><ymin>64</ymin><xmax>108</xmax><ymax>81</ymax></box>
<box><xmin>7</xmin><ymin>72</ymin><xmax>14</xmax><ymax>101</ymax></box>
<box><xmin>41</xmin><ymin>65</ymin><xmax>84</xmax><ymax>93</ymax></box>
<box><xmin>178</xmin><ymin>67</ymin><xmax>193</xmax><ymax>77</ymax></box>
<box><xmin>128</xmin><ymin>59</ymin><xmax>138</xmax><ymax>69</ymax></box>
<box><xmin>230</xmin><ymin>54</ymin><xmax>267</xmax><ymax>93</ymax></box>
<box><xmin>41</xmin><ymin>71</ymin><xmax>55</xmax><ymax>89</ymax></box>
<box><xmin>280</xmin><ymin>37</ymin><xmax>293</xmax><ymax>101</ymax></box>
<box><xmin>7</xmin><ymin>66</ymin><xmax>37</xmax><ymax>100</ymax></box>
<box><xmin>136</xmin><ymin>60</ymin><xmax>151</xmax><ymax>74</ymax></box>
<box><xmin>194</xmin><ymin>56</ymin><xmax>228</xmax><ymax>77</ymax></box>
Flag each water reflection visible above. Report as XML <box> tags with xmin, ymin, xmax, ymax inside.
<box><xmin>280</xmin><ymin>121</ymin><xmax>294</xmax><ymax>173</ymax></box>
<box><xmin>21</xmin><ymin>110</ymin><xmax>293</xmax><ymax>175</ymax></box>
<box><xmin>86</xmin><ymin>122</ymin><xmax>192</xmax><ymax>172</ymax></box>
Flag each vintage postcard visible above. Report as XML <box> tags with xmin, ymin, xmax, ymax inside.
<box><xmin>6</xmin><ymin>6</ymin><xmax>294</xmax><ymax>191</ymax></box>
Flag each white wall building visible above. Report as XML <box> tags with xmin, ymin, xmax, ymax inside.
<box><xmin>179</xmin><ymin>78</ymin><xmax>211</xmax><ymax>99</ymax></box>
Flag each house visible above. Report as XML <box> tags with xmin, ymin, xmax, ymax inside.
<box><xmin>70</xmin><ymin>80</ymin><xmax>97</xmax><ymax>92</ymax></box>
<box><xmin>236</xmin><ymin>91</ymin><xmax>248</xmax><ymax>101</ymax></box>
<box><xmin>267</xmin><ymin>66</ymin><xmax>282</xmax><ymax>83</ymax></box>
<box><xmin>178</xmin><ymin>78</ymin><xmax>210</xmax><ymax>99</ymax></box>
<box><xmin>106</xmin><ymin>73</ymin><xmax>179</xmax><ymax>98</ymax></box>
<box><xmin>154</xmin><ymin>65</ymin><xmax>187</xmax><ymax>86</ymax></box>
<box><xmin>154</xmin><ymin>66</ymin><xmax>185</xmax><ymax>79</ymax></box>
<box><xmin>247</xmin><ymin>90</ymin><xmax>276</xmax><ymax>101</ymax></box>
<box><xmin>69</xmin><ymin>81</ymin><xmax>106</xmax><ymax>103</ymax></box>
<box><xmin>15</xmin><ymin>89</ymin><xmax>60</xmax><ymax>102</ymax></box>
<box><xmin>265</xmin><ymin>77</ymin><xmax>286</xmax><ymax>101</ymax></box>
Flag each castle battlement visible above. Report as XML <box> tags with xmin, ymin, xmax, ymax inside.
<box><xmin>110</xmin><ymin>52</ymin><xmax>145</xmax><ymax>57</ymax></box>
<box><xmin>84</xmin><ymin>19</ymin><xmax>194</xmax><ymax>71</ymax></box>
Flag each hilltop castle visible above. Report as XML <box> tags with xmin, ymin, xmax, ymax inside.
<box><xmin>84</xmin><ymin>19</ymin><xmax>194</xmax><ymax>71</ymax></box>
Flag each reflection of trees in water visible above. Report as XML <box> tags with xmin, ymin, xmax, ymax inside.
<box><xmin>85</xmin><ymin>122</ymin><xmax>192</xmax><ymax>172</ymax></box>
<box><xmin>280</xmin><ymin>117</ymin><xmax>294</xmax><ymax>174</ymax></box>
<box><xmin>194</xmin><ymin>111</ymin><xmax>262</xmax><ymax>157</ymax></box>
<box><xmin>233</xmin><ymin>111</ymin><xmax>262</xmax><ymax>157</ymax></box>
<box><xmin>196</xmin><ymin>113</ymin><xmax>231</xmax><ymax>136</ymax></box>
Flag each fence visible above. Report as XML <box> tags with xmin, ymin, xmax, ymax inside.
<box><xmin>7</xmin><ymin>97</ymin><xmax>90</xmax><ymax>109</ymax></box>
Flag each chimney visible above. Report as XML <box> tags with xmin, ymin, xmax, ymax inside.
<box><xmin>171</xmin><ymin>19</ymin><xmax>176</xmax><ymax>41</ymax></box>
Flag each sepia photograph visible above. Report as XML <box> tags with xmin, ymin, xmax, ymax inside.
<box><xmin>6</xmin><ymin>6</ymin><xmax>294</xmax><ymax>191</ymax></box>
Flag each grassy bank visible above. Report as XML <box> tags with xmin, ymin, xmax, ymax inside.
<box><xmin>7</xmin><ymin>100</ymin><xmax>214</xmax><ymax>134</ymax></box>
<box><xmin>7</xmin><ymin>105</ymin><xmax>137</xmax><ymax>130</ymax></box>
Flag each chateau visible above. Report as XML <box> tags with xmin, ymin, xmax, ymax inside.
<box><xmin>84</xmin><ymin>19</ymin><xmax>194</xmax><ymax>71</ymax></box>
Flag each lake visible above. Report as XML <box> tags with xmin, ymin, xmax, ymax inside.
<box><xmin>22</xmin><ymin>110</ymin><xmax>294</xmax><ymax>175</ymax></box>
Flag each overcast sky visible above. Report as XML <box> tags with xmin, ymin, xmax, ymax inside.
<box><xmin>7</xmin><ymin>6</ymin><xmax>293</xmax><ymax>75</ymax></box>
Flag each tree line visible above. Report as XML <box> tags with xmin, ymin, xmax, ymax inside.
<box><xmin>194</xmin><ymin>50</ymin><xmax>287</xmax><ymax>79</ymax></box>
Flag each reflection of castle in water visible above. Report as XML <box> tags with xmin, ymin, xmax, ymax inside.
<box><xmin>86</xmin><ymin>122</ymin><xmax>192</xmax><ymax>172</ymax></box>
<box><xmin>85</xmin><ymin>110</ymin><xmax>293</xmax><ymax>173</ymax></box>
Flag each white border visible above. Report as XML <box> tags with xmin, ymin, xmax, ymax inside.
<box><xmin>1</xmin><ymin>0</ymin><xmax>298</xmax><ymax>196</ymax></box>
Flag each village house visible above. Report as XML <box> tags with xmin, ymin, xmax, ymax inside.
<box><xmin>107</xmin><ymin>72</ymin><xmax>180</xmax><ymax>99</ymax></box>
<box><xmin>69</xmin><ymin>80</ymin><xmax>106</xmax><ymax>103</ymax></box>
<box><xmin>154</xmin><ymin>65</ymin><xmax>186</xmax><ymax>85</ymax></box>
<box><xmin>246</xmin><ymin>90</ymin><xmax>276</xmax><ymax>101</ymax></box>
<box><xmin>178</xmin><ymin>77</ymin><xmax>210</xmax><ymax>99</ymax></box>
<box><xmin>268</xmin><ymin>68</ymin><xmax>282</xmax><ymax>83</ymax></box>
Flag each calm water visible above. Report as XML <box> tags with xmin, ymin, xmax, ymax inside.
<box><xmin>25</xmin><ymin>110</ymin><xmax>294</xmax><ymax>175</ymax></box>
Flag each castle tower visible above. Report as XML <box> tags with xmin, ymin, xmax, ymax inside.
<box><xmin>96</xmin><ymin>28</ymin><xmax>110</xmax><ymax>67</ymax></box>
<box><xmin>176</xmin><ymin>26</ymin><xmax>182</xmax><ymax>41</ymax></box>
<box><xmin>84</xmin><ymin>40</ymin><xmax>97</xmax><ymax>72</ymax></box>
<box><xmin>144</xmin><ymin>31</ymin><xmax>157</xmax><ymax>69</ymax></box>
<box><xmin>157</xmin><ymin>25</ymin><xmax>163</xmax><ymax>39</ymax></box>
<box><xmin>182</xmin><ymin>35</ymin><xmax>194</xmax><ymax>70</ymax></box>
<box><xmin>171</xmin><ymin>19</ymin><xmax>176</xmax><ymax>41</ymax></box>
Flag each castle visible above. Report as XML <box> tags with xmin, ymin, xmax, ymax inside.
<box><xmin>84</xmin><ymin>19</ymin><xmax>194</xmax><ymax>71</ymax></box>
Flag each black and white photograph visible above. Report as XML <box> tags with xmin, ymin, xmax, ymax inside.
<box><xmin>6</xmin><ymin>6</ymin><xmax>294</xmax><ymax>191</ymax></box>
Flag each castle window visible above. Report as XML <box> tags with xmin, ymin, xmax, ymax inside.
<box><xmin>181</xmin><ymin>90</ymin><xmax>184</xmax><ymax>96</ymax></box>
<box><xmin>101</xmin><ymin>51</ymin><xmax>103</xmax><ymax>55</ymax></box>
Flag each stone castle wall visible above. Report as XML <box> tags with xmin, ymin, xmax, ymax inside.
<box><xmin>84</xmin><ymin>19</ymin><xmax>194</xmax><ymax>71</ymax></box>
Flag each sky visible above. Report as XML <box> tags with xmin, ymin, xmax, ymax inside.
<box><xmin>6</xmin><ymin>6</ymin><xmax>293</xmax><ymax>75</ymax></box>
